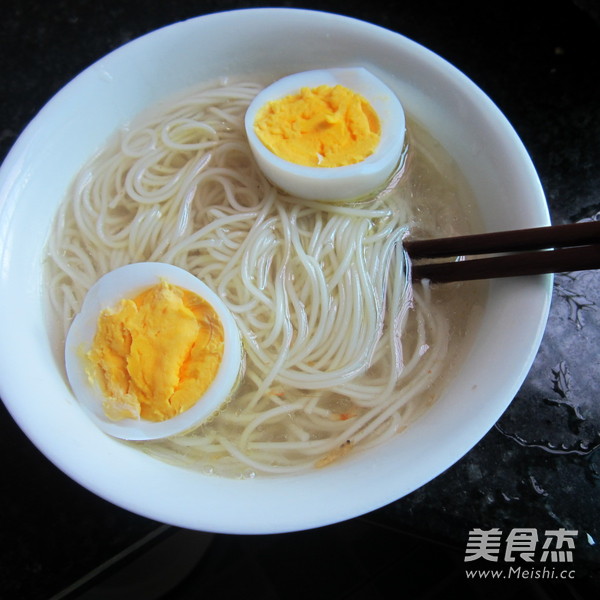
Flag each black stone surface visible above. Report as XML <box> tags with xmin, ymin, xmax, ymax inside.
<box><xmin>1</xmin><ymin>0</ymin><xmax>599</xmax><ymax>598</ymax></box>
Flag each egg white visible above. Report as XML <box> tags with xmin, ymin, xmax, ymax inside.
<box><xmin>64</xmin><ymin>262</ymin><xmax>242</xmax><ymax>441</ymax></box>
<box><xmin>245</xmin><ymin>67</ymin><xmax>406</xmax><ymax>201</ymax></box>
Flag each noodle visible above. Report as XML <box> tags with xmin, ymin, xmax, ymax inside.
<box><xmin>46</xmin><ymin>77</ymin><xmax>482</xmax><ymax>478</ymax></box>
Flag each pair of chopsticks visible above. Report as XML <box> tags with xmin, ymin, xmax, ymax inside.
<box><xmin>405</xmin><ymin>221</ymin><xmax>600</xmax><ymax>283</ymax></box>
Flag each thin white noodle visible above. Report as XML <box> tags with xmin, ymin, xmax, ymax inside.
<box><xmin>45</xmin><ymin>77</ymin><xmax>470</xmax><ymax>478</ymax></box>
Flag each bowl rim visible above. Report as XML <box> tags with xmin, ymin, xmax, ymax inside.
<box><xmin>0</xmin><ymin>7</ymin><xmax>552</xmax><ymax>534</ymax></box>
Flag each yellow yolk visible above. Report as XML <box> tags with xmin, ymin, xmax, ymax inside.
<box><xmin>253</xmin><ymin>84</ymin><xmax>381</xmax><ymax>168</ymax></box>
<box><xmin>86</xmin><ymin>280</ymin><xmax>225</xmax><ymax>422</ymax></box>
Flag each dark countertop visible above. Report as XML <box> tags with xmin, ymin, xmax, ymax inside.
<box><xmin>1</xmin><ymin>1</ymin><xmax>599</xmax><ymax>598</ymax></box>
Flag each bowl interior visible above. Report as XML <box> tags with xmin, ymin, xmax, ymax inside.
<box><xmin>0</xmin><ymin>8</ymin><xmax>551</xmax><ymax>533</ymax></box>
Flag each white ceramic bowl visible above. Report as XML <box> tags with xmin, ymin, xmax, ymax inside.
<box><xmin>0</xmin><ymin>8</ymin><xmax>551</xmax><ymax>534</ymax></box>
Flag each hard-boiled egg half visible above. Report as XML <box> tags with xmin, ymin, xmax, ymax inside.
<box><xmin>65</xmin><ymin>263</ymin><xmax>242</xmax><ymax>441</ymax></box>
<box><xmin>245</xmin><ymin>67</ymin><xmax>406</xmax><ymax>201</ymax></box>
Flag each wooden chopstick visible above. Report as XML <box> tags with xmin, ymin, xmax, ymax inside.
<box><xmin>405</xmin><ymin>221</ymin><xmax>600</xmax><ymax>258</ymax></box>
<box><xmin>405</xmin><ymin>222</ymin><xmax>600</xmax><ymax>283</ymax></box>
<box><xmin>410</xmin><ymin>244</ymin><xmax>600</xmax><ymax>282</ymax></box>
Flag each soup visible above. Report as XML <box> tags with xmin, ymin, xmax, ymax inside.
<box><xmin>45</xmin><ymin>76</ymin><xmax>486</xmax><ymax>478</ymax></box>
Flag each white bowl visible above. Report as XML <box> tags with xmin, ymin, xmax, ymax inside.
<box><xmin>0</xmin><ymin>8</ymin><xmax>551</xmax><ymax>534</ymax></box>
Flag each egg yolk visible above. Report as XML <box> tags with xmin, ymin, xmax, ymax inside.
<box><xmin>86</xmin><ymin>280</ymin><xmax>225</xmax><ymax>422</ymax></box>
<box><xmin>254</xmin><ymin>84</ymin><xmax>381</xmax><ymax>168</ymax></box>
